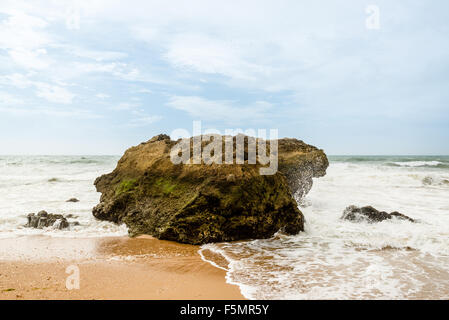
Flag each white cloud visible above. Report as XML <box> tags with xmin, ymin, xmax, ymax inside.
<box><xmin>0</xmin><ymin>73</ymin><xmax>33</xmax><ymax>88</ymax></box>
<box><xmin>133</xmin><ymin>26</ymin><xmax>159</xmax><ymax>43</ymax></box>
<box><xmin>127</xmin><ymin>115</ymin><xmax>162</xmax><ymax>127</ymax></box>
<box><xmin>0</xmin><ymin>91</ymin><xmax>24</xmax><ymax>105</ymax></box>
<box><xmin>68</xmin><ymin>46</ymin><xmax>127</xmax><ymax>62</ymax></box>
<box><xmin>34</xmin><ymin>83</ymin><xmax>75</xmax><ymax>104</ymax></box>
<box><xmin>0</xmin><ymin>73</ymin><xmax>75</xmax><ymax>104</ymax></box>
<box><xmin>0</xmin><ymin>0</ymin><xmax>446</xmax><ymax>155</ymax></box>
<box><xmin>111</xmin><ymin>102</ymin><xmax>140</xmax><ymax>111</ymax></box>
<box><xmin>166</xmin><ymin>95</ymin><xmax>273</xmax><ymax>122</ymax></box>
<box><xmin>8</xmin><ymin>48</ymin><xmax>50</xmax><ymax>70</ymax></box>
<box><xmin>71</xmin><ymin>62</ymin><xmax>118</xmax><ymax>74</ymax></box>
<box><xmin>0</xmin><ymin>105</ymin><xmax>100</xmax><ymax>118</ymax></box>
<box><xmin>96</xmin><ymin>93</ymin><xmax>110</xmax><ymax>99</ymax></box>
<box><xmin>65</xmin><ymin>5</ymin><xmax>81</xmax><ymax>30</ymax></box>
<box><xmin>164</xmin><ymin>34</ymin><xmax>272</xmax><ymax>82</ymax></box>
<box><xmin>0</xmin><ymin>11</ymin><xmax>53</xmax><ymax>70</ymax></box>
<box><xmin>138</xmin><ymin>88</ymin><xmax>153</xmax><ymax>94</ymax></box>
<box><xmin>63</xmin><ymin>62</ymin><xmax>165</xmax><ymax>85</ymax></box>
<box><xmin>0</xmin><ymin>12</ymin><xmax>50</xmax><ymax>50</ymax></box>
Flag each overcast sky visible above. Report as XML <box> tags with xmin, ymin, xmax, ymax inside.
<box><xmin>0</xmin><ymin>0</ymin><xmax>448</xmax><ymax>155</ymax></box>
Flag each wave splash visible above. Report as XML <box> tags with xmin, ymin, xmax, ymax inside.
<box><xmin>201</xmin><ymin>156</ymin><xmax>449</xmax><ymax>299</ymax></box>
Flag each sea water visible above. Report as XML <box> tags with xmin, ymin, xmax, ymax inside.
<box><xmin>0</xmin><ymin>155</ymin><xmax>127</xmax><ymax>238</ymax></box>
<box><xmin>1</xmin><ymin>155</ymin><xmax>448</xmax><ymax>299</ymax></box>
<box><xmin>201</xmin><ymin>156</ymin><xmax>449</xmax><ymax>299</ymax></box>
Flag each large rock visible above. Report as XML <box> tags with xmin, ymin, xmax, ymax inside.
<box><xmin>93</xmin><ymin>134</ymin><xmax>328</xmax><ymax>244</ymax></box>
<box><xmin>341</xmin><ymin>205</ymin><xmax>416</xmax><ymax>223</ymax></box>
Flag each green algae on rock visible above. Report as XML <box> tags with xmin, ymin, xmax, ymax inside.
<box><xmin>92</xmin><ymin>134</ymin><xmax>328</xmax><ymax>244</ymax></box>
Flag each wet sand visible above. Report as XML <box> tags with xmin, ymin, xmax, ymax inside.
<box><xmin>0</xmin><ymin>235</ymin><xmax>244</xmax><ymax>300</ymax></box>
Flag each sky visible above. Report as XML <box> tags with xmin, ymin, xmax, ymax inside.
<box><xmin>0</xmin><ymin>0</ymin><xmax>448</xmax><ymax>155</ymax></box>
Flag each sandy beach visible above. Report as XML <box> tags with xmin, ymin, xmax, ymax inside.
<box><xmin>0</xmin><ymin>235</ymin><xmax>244</xmax><ymax>300</ymax></box>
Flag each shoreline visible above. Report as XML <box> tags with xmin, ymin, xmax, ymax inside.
<box><xmin>0</xmin><ymin>235</ymin><xmax>244</xmax><ymax>300</ymax></box>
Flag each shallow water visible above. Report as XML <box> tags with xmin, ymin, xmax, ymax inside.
<box><xmin>0</xmin><ymin>155</ymin><xmax>127</xmax><ymax>238</ymax></box>
<box><xmin>1</xmin><ymin>155</ymin><xmax>448</xmax><ymax>299</ymax></box>
<box><xmin>201</xmin><ymin>156</ymin><xmax>449</xmax><ymax>299</ymax></box>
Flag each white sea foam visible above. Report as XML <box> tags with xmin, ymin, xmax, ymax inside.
<box><xmin>390</xmin><ymin>160</ymin><xmax>443</xmax><ymax>167</ymax></box>
<box><xmin>201</xmin><ymin>157</ymin><xmax>449</xmax><ymax>299</ymax></box>
<box><xmin>0</xmin><ymin>156</ymin><xmax>128</xmax><ymax>238</ymax></box>
<box><xmin>2</xmin><ymin>155</ymin><xmax>449</xmax><ymax>299</ymax></box>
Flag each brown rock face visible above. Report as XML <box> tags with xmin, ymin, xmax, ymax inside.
<box><xmin>92</xmin><ymin>134</ymin><xmax>328</xmax><ymax>244</ymax></box>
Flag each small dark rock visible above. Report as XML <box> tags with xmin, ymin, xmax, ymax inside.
<box><xmin>37</xmin><ymin>210</ymin><xmax>48</xmax><ymax>217</ymax></box>
<box><xmin>342</xmin><ymin>205</ymin><xmax>415</xmax><ymax>223</ymax></box>
<box><xmin>66</xmin><ymin>198</ymin><xmax>80</xmax><ymax>203</ymax></box>
<box><xmin>26</xmin><ymin>213</ymin><xmax>40</xmax><ymax>228</ymax></box>
<box><xmin>153</xmin><ymin>134</ymin><xmax>170</xmax><ymax>141</ymax></box>
<box><xmin>37</xmin><ymin>217</ymin><xmax>48</xmax><ymax>228</ymax></box>
<box><xmin>25</xmin><ymin>211</ymin><xmax>70</xmax><ymax>230</ymax></box>
<box><xmin>53</xmin><ymin>218</ymin><xmax>69</xmax><ymax>229</ymax></box>
<box><xmin>422</xmin><ymin>176</ymin><xmax>434</xmax><ymax>186</ymax></box>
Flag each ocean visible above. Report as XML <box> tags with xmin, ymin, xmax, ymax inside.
<box><xmin>0</xmin><ymin>155</ymin><xmax>127</xmax><ymax>239</ymax></box>
<box><xmin>1</xmin><ymin>155</ymin><xmax>449</xmax><ymax>299</ymax></box>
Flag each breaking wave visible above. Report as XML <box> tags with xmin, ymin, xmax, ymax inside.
<box><xmin>201</xmin><ymin>156</ymin><xmax>449</xmax><ymax>299</ymax></box>
<box><xmin>0</xmin><ymin>155</ymin><xmax>126</xmax><ymax>238</ymax></box>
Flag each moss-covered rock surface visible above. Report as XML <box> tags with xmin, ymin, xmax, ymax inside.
<box><xmin>93</xmin><ymin>134</ymin><xmax>328</xmax><ymax>244</ymax></box>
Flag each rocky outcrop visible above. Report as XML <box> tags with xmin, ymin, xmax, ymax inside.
<box><xmin>422</xmin><ymin>176</ymin><xmax>449</xmax><ymax>186</ymax></box>
<box><xmin>341</xmin><ymin>205</ymin><xmax>415</xmax><ymax>223</ymax></box>
<box><xmin>92</xmin><ymin>134</ymin><xmax>328</xmax><ymax>244</ymax></box>
<box><xmin>66</xmin><ymin>198</ymin><xmax>80</xmax><ymax>203</ymax></box>
<box><xmin>25</xmin><ymin>210</ymin><xmax>70</xmax><ymax>229</ymax></box>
